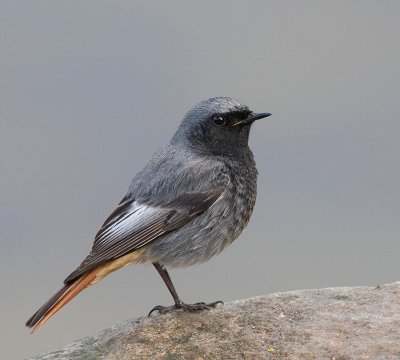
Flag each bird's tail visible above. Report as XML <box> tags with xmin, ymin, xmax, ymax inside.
<box><xmin>26</xmin><ymin>268</ymin><xmax>98</xmax><ymax>333</ymax></box>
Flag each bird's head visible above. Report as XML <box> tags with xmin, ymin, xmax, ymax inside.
<box><xmin>171</xmin><ymin>96</ymin><xmax>271</xmax><ymax>156</ymax></box>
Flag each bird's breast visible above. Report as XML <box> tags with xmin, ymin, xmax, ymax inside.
<box><xmin>222</xmin><ymin>159</ymin><xmax>258</xmax><ymax>239</ymax></box>
<box><xmin>143</xmin><ymin>156</ymin><xmax>258</xmax><ymax>268</ymax></box>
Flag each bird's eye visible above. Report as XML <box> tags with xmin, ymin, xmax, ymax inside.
<box><xmin>212</xmin><ymin>115</ymin><xmax>226</xmax><ymax>126</ymax></box>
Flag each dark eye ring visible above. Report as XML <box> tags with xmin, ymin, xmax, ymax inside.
<box><xmin>212</xmin><ymin>115</ymin><xmax>226</xmax><ymax>126</ymax></box>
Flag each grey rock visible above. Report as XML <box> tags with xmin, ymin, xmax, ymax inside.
<box><xmin>29</xmin><ymin>282</ymin><xmax>400</xmax><ymax>360</ymax></box>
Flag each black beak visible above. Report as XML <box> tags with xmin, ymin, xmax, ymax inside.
<box><xmin>250</xmin><ymin>112</ymin><xmax>272</xmax><ymax>121</ymax></box>
<box><xmin>235</xmin><ymin>112</ymin><xmax>271</xmax><ymax>126</ymax></box>
<box><xmin>233</xmin><ymin>112</ymin><xmax>272</xmax><ymax>126</ymax></box>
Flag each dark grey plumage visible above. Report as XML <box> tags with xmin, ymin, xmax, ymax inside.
<box><xmin>26</xmin><ymin>96</ymin><xmax>271</xmax><ymax>331</ymax></box>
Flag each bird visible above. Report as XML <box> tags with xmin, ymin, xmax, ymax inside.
<box><xmin>26</xmin><ymin>96</ymin><xmax>271</xmax><ymax>332</ymax></box>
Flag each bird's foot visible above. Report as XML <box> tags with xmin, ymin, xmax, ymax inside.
<box><xmin>148</xmin><ymin>300</ymin><xmax>223</xmax><ymax>316</ymax></box>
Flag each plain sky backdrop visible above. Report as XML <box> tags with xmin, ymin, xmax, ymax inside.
<box><xmin>1</xmin><ymin>1</ymin><xmax>399</xmax><ymax>359</ymax></box>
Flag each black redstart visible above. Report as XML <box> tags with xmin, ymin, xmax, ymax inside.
<box><xmin>26</xmin><ymin>96</ymin><xmax>271</xmax><ymax>332</ymax></box>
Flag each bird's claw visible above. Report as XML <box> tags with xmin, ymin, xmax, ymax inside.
<box><xmin>148</xmin><ymin>300</ymin><xmax>223</xmax><ymax>316</ymax></box>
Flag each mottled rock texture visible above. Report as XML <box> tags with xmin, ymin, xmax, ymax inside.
<box><xmin>30</xmin><ymin>282</ymin><xmax>400</xmax><ymax>360</ymax></box>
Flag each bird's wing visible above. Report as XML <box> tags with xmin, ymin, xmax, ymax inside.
<box><xmin>64</xmin><ymin>186</ymin><xmax>225</xmax><ymax>283</ymax></box>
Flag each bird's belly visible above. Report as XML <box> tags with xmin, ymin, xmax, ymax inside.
<box><xmin>145</xmin><ymin>188</ymin><xmax>256</xmax><ymax>268</ymax></box>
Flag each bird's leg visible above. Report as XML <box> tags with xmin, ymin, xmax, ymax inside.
<box><xmin>153</xmin><ymin>262</ymin><xmax>183</xmax><ymax>306</ymax></box>
<box><xmin>148</xmin><ymin>262</ymin><xmax>223</xmax><ymax>316</ymax></box>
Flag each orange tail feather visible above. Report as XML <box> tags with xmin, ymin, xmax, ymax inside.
<box><xmin>27</xmin><ymin>268</ymin><xmax>98</xmax><ymax>333</ymax></box>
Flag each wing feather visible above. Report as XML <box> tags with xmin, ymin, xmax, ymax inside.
<box><xmin>64</xmin><ymin>186</ymin><xmax>225</xmax><ymax>283</ymax></box>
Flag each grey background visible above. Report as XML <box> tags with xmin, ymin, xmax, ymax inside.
<box><xmin>1</xmin><ymin>1</ymin><xmax>399</xmax><ymax>359</ymax></box>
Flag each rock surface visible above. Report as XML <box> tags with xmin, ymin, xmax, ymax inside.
<box><xmin>30</xmin><ymin>282</ymin><xmax>400</xmax><ymax>360</ymax></box>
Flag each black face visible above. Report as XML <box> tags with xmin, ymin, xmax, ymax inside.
<box><xmin>172</xmin><ymin>97</ymin><xmax>270</xmax><ymax>156</ymax></box>
<box><xmin>186</xmin><ymin>110</ymin><xmax>256</xmax><ymax>156</ymax></box>
<box><xmin>211</xmin><ymin>110</ymin><xmax>252</xmax><ymax>127</ymax></box>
